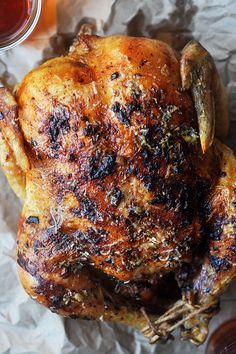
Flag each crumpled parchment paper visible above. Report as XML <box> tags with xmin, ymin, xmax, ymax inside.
<box><xmin>0</xmin><ymin>1</ymin><xmax>235</xmax><ymax>353</ymax></box>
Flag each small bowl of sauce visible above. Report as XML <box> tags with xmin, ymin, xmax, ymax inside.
<box><xmin>0</xmin><ymin>0</ymin><xmax>41</xmax><ymax>51</ymax></box>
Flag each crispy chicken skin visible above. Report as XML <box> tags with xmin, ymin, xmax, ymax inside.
<box><xmin>0</xmin><ymin>35</ymin><xmax>235</xmax><ymax>345</ymax></box>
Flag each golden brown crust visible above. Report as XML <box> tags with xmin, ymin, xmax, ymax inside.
<box><xmin>16</xmin><ymin>35</ymin><xmax>202</xmax><ymax>283</ymax></box>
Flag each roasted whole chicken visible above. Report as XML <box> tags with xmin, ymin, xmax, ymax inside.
<box><xmin>0</xmin><ymin>33</ymin><xmax>235</xmax><ymax>345</ymax></box>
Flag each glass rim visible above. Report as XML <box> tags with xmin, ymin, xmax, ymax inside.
<box><xmin>0</xmin><ymin>0</ymin><xmax>42</xmax><ymax>51</ymax></box>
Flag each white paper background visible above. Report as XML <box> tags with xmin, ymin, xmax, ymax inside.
<box><xmin>0</xmin><ymin>1</ymin><xmax>235</xmax><ymax>353</ymax></box>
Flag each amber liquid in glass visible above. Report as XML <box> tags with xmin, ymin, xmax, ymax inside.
<box><xmin>0</xmin><ymin>0</ymin><xmax>31</xmax><ymax>40</ymax></box>
<box><xmin>206</xmin><ymin>319</ymin><xmax>236</xmax><ymax>354</ymax></box>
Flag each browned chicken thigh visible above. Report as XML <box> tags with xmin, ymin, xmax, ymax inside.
<box><xmin>0</xmin><ymin>34</ymin><xmax>235</xmax><ymax>345</ymax></box>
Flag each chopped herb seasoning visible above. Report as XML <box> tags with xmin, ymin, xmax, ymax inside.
<box><xmin>150</xmin><ymin>194</ymin><xmax>167</xmax><ymax>205</ymax></box>
<box><xmin>111</xmin><ymin>102</ymin><xmax>130</xmax><ymax>125</ymax></box>
<box><xmin>71</xmin><ymin>197</ymin><xmax>102</xmax><ymax>223</ymax></box>
<box><xmin>220</xmin><ymin>171</ymin><xmax>227</xmax><ymax>177</ymax></box>
<box><xmin>111</xmin><ymin>72</ymin><xmax>119</xmax><ymax>80</ymax></box>
<box><xmin>162</xmin><ymin>105</ymin><xmax>178</xmax><ymax>122</ymax></box>
<box><xmin>26</xmin><ymin>216</ymin><xmax>39</xmax><ymax>224</ymax></box>
<box><xmin>68</xmin><ymin>152</ymin><xmax>77</xmax><ymax>162</ymax></box>
<box><xmin>210</xmin><ymin>255</ymin><xmax>231</xmax><ymax>272</ymax></box>
<box><xmin>47</xmin><ymin>106</ymin><xmax>70</xmax><ymax>147</ymax></box>
<box><xmin>33</xmin><ymin>240</ymin><xmax>42</xmax><ymax>255</ymax></box>
<box><xmin>209</xmin><ymin>218</ymin><xmax>223</xmax><ymax>240</ymax></box>
<box><xmin>31</xmin><ymin>139</ymin><xmax>38</xmax><ymax>147</ymax></box>
<box><xmin>83</xmin><ymin>122</ymin><xmax>100</xmax><ymax>137</ymax></box>
<box><xmin>108</xmin><ymin>187</ymin><xmax>123</xmax><ymax>207</ymax></box>
<box><xmin>89</xmin><ymin>153</ymin><xmax>116</xmax><ymax>180</ymax></box>
<box><xmin>111</xmin><ymin>97</ymin><xmax>141</xmax><ymax>126</ymax></box>
<box><xmin>140</xmin><ymin>59</ymin><xmax>147</xmax><ymax>67</ymax></box>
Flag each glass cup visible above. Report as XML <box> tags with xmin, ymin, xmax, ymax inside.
<box><xmin>206</xmin><ymin>319</ymin><xmax>236</xmax><ymax>354</ymax></box>
<box><xmin>0</xmin><ymin>0</ymin><xmax>42</xmax><ymax>51</ymax></box>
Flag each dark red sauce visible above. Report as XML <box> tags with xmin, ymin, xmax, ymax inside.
<box><xmin>206</xmin><ymin>319</ymin><xmax>236</xmax><ymax>354</ymax></box>
<box><xmin>0</xmin><ymin>0</ymin><xmax>32</xmax><ymax>40</ymax></box>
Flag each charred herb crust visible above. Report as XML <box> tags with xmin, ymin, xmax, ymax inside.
<box><xmin>26</xmin><ymin>216</ymin><xmax>40</xmax><ymax>224</ymax></box>
<box><xmin>88</xmin><ymin>152</ymin><xmax>116</xmax><ymax>180</ymax></box>
<box><xmin>47</xmin><ymin>106</ymin><xmax>70</xmax><ymax>149</ymax></box>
